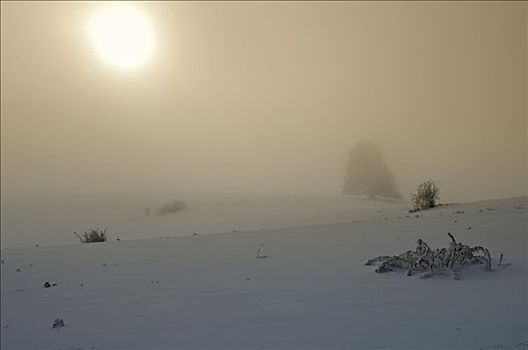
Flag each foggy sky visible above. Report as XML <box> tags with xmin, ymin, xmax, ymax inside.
<box><xmin>1</xmin><ymin>1</ymin><xmax>526</xmax><ymax>201</ymax></box>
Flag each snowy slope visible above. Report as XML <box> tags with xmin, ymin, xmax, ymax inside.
<box><xmin>1</xmin><ymin>192</ymin><xmax>405</xmax><ymax>248</ymax></box>
<box><xmin>1</xmin><ymin>196</ymin><xmax>527</xmax><ymax>349</ymax></box>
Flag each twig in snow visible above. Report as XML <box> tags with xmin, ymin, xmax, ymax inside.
<box><xmin>256</xmin><ymin>243</ymin><xmax>270</xmax><ymax>259</ymax></box>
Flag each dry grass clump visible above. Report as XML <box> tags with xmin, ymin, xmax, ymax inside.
<box><xmin>74</xmin><ymin>228</ymin><xmax>108</xmax><ymax>243</ymax></box>
<box><xmin>366</xmin><ymin>232</ymin><xmax>494</xmax><ymax>279</ymax></box>
<box><xmin>410</xmin><ymin>180</ymin><xmax>440</xmax><ymax>212</ymax></box>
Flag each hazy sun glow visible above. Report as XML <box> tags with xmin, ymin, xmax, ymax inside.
<box><xmin>88</xmin><ymin>4</ymin><xmax>155</xmax><ymax>70</ymax></box>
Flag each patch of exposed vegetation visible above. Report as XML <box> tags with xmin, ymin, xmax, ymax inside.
<box><xmin>154</xmin><ymin>200</ymin><xmax>187</xmax><ymax>215</ymax></box>
<box><xmin>410</xmin><ymin>180</ymin><xmax>440</xmax><ymax>212</ymax></box>
<box><xmin>74</xmin><ymin>228</ymin><xmax>108</xmax><ymax>243</ymax></box>
<box><xmin>365</xmin><ymin>232</ymin><xmax>501</xmax><ymax>279</ymax></box>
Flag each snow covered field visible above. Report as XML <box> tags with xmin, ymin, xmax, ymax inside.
<box><xmin>1</xmin><ymin>192</ymin><xmax>405</xmax><ymax>248</ymax></box>
<box><xmin>1</xmin><ymin>195</ymin><xmax>527</xmax><ymax>349</ymax></box>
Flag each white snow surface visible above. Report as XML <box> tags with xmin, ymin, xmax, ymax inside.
<box><xmin>1</xmin><ymin>195</ymin><xmax>527</xmax><ymax>349</ymax></box>
<box><xmin>1</xmin><ymin>192</ymin><xmax>405</xmax><ymax>248</ymax></box>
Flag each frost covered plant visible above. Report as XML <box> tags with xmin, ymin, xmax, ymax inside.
<box><xmin>410</xmin><ymin>180</ymin><xmax>440</xmax><ymax>212</ymax></box>
<box><xmin>366</xmin><ymin>233</ymin><xmax>492</xmax><ymax>278</ymax></box>
<box><xmin>74</xmin><ymin>228</ymin><xmax>108</xmax><ymax>243</ymax></box>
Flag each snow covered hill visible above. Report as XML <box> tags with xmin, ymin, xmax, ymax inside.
<box><xmin>1</xmin><ymin>196</ymin><xmax>526</xmax><ymax>349</ymax></box>
<box><xmin>1</xmin><ymin>192</ymin><xmax>405</xmax><ymax>248</ymax></box>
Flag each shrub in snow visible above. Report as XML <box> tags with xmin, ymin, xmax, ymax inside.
<box><xmin>74</xmin><ymin>228</ymin><xmax>108</xmax><ymax>243</ymax></box>
<box><xmin>51</xmin><ymin>318</ymin><xmax>65</xmax><ymax>329</ymax></box>
<box><xmin>155</xmin><ymin>200</ymin><xmax>186</xmax><ymax>215</ymax></box>
<box><xmin>410</xmin><ymin>180</ymin><xmax>440</xmax><ymax>212</ymax></box>
<box><xmin>366</xmin><ymin>232</ymin><xmax>494</xmax><ymax>279</ymax></box>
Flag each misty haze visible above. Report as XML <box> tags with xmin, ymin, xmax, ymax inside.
<box><xmin>1</xmin><ymin>2</ymin><xmax>526</xmax><ymax>350</ymax></box>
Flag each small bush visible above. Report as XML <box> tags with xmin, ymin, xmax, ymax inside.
<box><xmin>51</xmin><ymin>318</ymin><xmax>65</xmax><ymax>329</ymax></box>
<box><xmin>155</xmin><ymin>200</ymin><xmax>187</xmax><ymax>216</ymax></box>
<box><xmin>74</xmin><ymin>228</ymin><xmax>108</xmax><ymax>243</ymax></box>
<box><xmin>366</xmin><ymin>232</ymin><xmax>492</xmax><ymax>278</ymax></box>
<box><xmin>410</xmin><ymin>180</ymin><xmax>440</xmax><ymax>212</ymax></box>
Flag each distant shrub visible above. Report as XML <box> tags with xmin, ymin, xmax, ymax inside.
<box><xmin>51</xmin><ymin>318</ymin><xmax>65</xmax><ymax>329</ymax></box>
<box><xmin>74</xmin><ymin>228</ymin><xmax>108</xmax><ymax>243</ymax></box>
<box><xmin>155</xmin><ymin>200</ymin><xmax>186</xmax><ymax>216</ymax></box>
<box><xmin>410</xmin><ymin>180</ymin><xmax>440</xmax><ymax>212</ymax></box>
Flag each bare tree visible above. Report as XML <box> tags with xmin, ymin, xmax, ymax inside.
<box><xmin>343</xmin><ymin>141</ymin><xmax>402</xmax><ymax>199</ymax></box>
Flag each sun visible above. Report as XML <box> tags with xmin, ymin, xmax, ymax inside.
<box><xmin>88</xmin><ymin>4</ymin><xmax>155</xmax><ymax>70</ymax></box>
